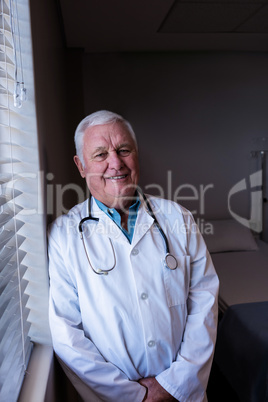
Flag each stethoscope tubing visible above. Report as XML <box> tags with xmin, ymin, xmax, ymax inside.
<box><xmin>139</xmin><ymin>192</ymin><xmax>170</xmax><ymax>254</ymax></box>
<box><xmin>79</xmin><ymin>191</ymin><xmax>178</xmax><ymax>274</ymax></box>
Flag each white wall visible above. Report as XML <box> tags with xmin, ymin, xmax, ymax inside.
<box><xmin>82</xmin><ymin>51</ymin><xmax>268</xmax><ymax>236</ymax></box>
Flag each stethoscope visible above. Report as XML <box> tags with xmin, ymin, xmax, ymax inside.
<box><xmin>78</xmin><ymin>191</ymin><xmax>178</xmax><ymax>275</ymax></box>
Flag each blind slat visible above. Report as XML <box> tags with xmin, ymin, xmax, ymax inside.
<box><xmin>0</xmin><ymin>330</ymin><xmax>31</xmax><ymax>396</ymax></box>
<box><xmin>0</xmin><ymin>285</ymin><xmax>29</xmax><ymax>358</ymax></box>
<box><xmin>0</xmin><ymin>218</ymin><xmax>24</xmax><ymax>247</ymax></box>
<box><xmin>0</xmin><ymin>288</ymin><xmax>29</xmax><ymax>344</ymax></box>
<box><xmin>0</xmin><ymin>262</ymin><xmax>27</xmax><ymax>295</ymax></box>
<box><xmin>0</xmin><ymin>303</ymin><xmax>30</xmax><ymax>362</ymax></box>
<box><xmin>0</xmin><ymin>72</ymin><xmax>14</xmax><ymax>81</ymax></box>
<box><xmin>0</xmin><ymin>236</ymin><xmax>26</xmax><ymax>275</ymax></box>
<box><xmin>0</xmin><ymin>33</ymin><xmax>13</xmax><ymax>48</ymax></box>
<box><xmin>0</xmin><ymin>0</ymin><xmax>9</xmax><ymax>14</ymax></box>
<box><xmin>0</xmin><ymin>236</ymin><xmax>26</xmax><ymax>260</ymax></box>
<box><xmin>0</xmin><ymin>333</ymin><xmax>32</xmax><ymax>401</ymax></box>
<box><xmin>0</xmin><ymin>52</ymin><xmax>13</xmax><ymax>65</ymax></box>
<box><xmin>0</xmin><ymin>63</ymin><xmax>15</xmax><ymax>77</ymax></box>
<box><xmin>0</xmin><ymin>299</ymin><xmax>30</xmax><ymax>357</ymax></box>
<box><xmin>0</xmin><ymin>190</ymin><xmax>23</xmax><ymax>206</ymax></box>
<box><xmin>0</xmin><ymin>202</ymin><xmax>21</xmax><ymax>226</ymax></box>
<box><xmin>0</xmin><ymin>276</ymin><xmax>29</xmax><ymax>317</ymax></box>
<box><xmin>0</xmin><ymin>242</ymin><xmax>25</xmax><ymax>272</ymax></box>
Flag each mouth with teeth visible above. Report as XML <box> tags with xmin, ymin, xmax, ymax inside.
<box><xmin>106</xmin><ymin>174</ymin><xmax>128</xmax><ymax>180</ymax></box>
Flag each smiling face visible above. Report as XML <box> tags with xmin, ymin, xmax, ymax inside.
<box><xmin>74</xmin><ymin>121</ymin><xmax>139</xmax><ymax>211</ymax></box>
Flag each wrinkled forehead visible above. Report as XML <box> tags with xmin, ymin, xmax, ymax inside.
<box><xmin>83</xmin><ymin>121</ymin><xmax>137</xmax><ymax>150</ymax></box>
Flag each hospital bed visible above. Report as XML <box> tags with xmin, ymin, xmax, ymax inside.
<box><xmin>203</xmin><ymin>219</ymin><xmax>268</xmax><ymax>313</ymax></box>
<box><xmin>203</xmin><ymin>219</ymin><xmax>268</xmax><ymax>402</ymax></box>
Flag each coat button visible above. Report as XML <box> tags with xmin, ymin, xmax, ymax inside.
<box><xmin>131</xmin><ymin>248</ymin><xmax>139</xmax><ymax>256</ymax></box>
<box><xmin>141</xmin><ymin>293</ymin><xmax>148</xmax><ymax>300</ymax></box>
<box><xmin>148</xmin><ymin>340</ymin><xmax>155</xmax><ymax>347</ymax></box>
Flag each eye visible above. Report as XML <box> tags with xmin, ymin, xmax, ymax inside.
<box><xmin>94</xmin><ymin>152</ymin><xmax>108</xmax><ymax>161</ymax></box>
<box><xmin>118</xmin><ymin>149</ymin><xmax>131</xmax><ymax>157</ymax></box>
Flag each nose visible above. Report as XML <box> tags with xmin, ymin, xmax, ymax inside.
<box><xmin>107</xmin><ymin>151</ymin><xmax>124</xmax><ymax>170</ymax></box>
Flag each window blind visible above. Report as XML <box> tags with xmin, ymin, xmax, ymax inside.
<box><xmin>0</xmin><ymin>0</ymin><xmax>50</xmax><ymax>400</ymax></box>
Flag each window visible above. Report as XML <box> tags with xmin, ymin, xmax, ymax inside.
<box><xmin>0</xmin><ymin>0</ymin><xmax>50</xmax><ymax>400</ymax></box>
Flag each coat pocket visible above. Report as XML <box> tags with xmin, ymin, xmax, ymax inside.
<box><xmin>163</xmin><ymin>255</ymin><xmax>190</xmax><ymax>307</ymax></box>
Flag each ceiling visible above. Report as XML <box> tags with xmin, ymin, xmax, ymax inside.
<box><xmin>58</xmin><ymin>0</ymin><xmax>268</xmax><ymax>52</ymax></box>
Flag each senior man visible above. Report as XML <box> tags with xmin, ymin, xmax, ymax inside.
<box><xmin>48</xmin><ymin>110</ymin><xmax>219</xmax><ymax>402</ymax></box>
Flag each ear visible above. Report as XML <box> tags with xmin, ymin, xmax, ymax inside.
<box><xmin>74</xmin><ymin>155</ymin><xmax>86</xmax><ymax>178</ymax></box>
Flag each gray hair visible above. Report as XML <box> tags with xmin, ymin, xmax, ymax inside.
<box><xmin>74</xmin><ymin>110</ymin><xmax>137</xmax><ymax>166</ymax></box>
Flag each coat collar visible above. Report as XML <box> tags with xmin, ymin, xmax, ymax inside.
<box><xmin>86</xmin><ymin>194</ymin><xmax>155</xmax><ymax>246</ymax></box>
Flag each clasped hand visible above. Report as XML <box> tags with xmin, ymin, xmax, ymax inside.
<box><xmin>139</xmin><ymin>377</ymin><xmax>177</xmax><ymax>402</ymax></box>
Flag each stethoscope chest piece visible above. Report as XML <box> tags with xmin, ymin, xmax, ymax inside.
<box><xmin>165</xmin><ymin>253</ymin><xmax>178</xmax><ymax>270</ymax></box>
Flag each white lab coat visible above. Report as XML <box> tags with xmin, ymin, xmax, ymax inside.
<box><xmin>48</xmin><ymin>195</ymin><xmax>219</xmax><ymax>402</ymax></box>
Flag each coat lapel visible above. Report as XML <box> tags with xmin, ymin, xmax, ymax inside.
<box><xmin>90</xmin><ymin>195</ymin><xmax>155</xmax><ymax>247</ymax></box>
<box><xmin>131</xmin><ymin>196</ymin><xmax>154</xmax><ymax>248</ymax></box>
<box><xmin>91</xmin><ymin>198</ymin><xmax>129</xmax><ymax>245</ymax></box>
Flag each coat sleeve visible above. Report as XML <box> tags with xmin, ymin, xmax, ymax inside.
<box><xmin>155</xmin><ymin>211</ymin><xmax>219</xmax><ymax>402</ymax></box>
<box><xmin>48</xmin><ymin>222</ymin><xmax>146</xmax><ymax>402</ymax></box>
